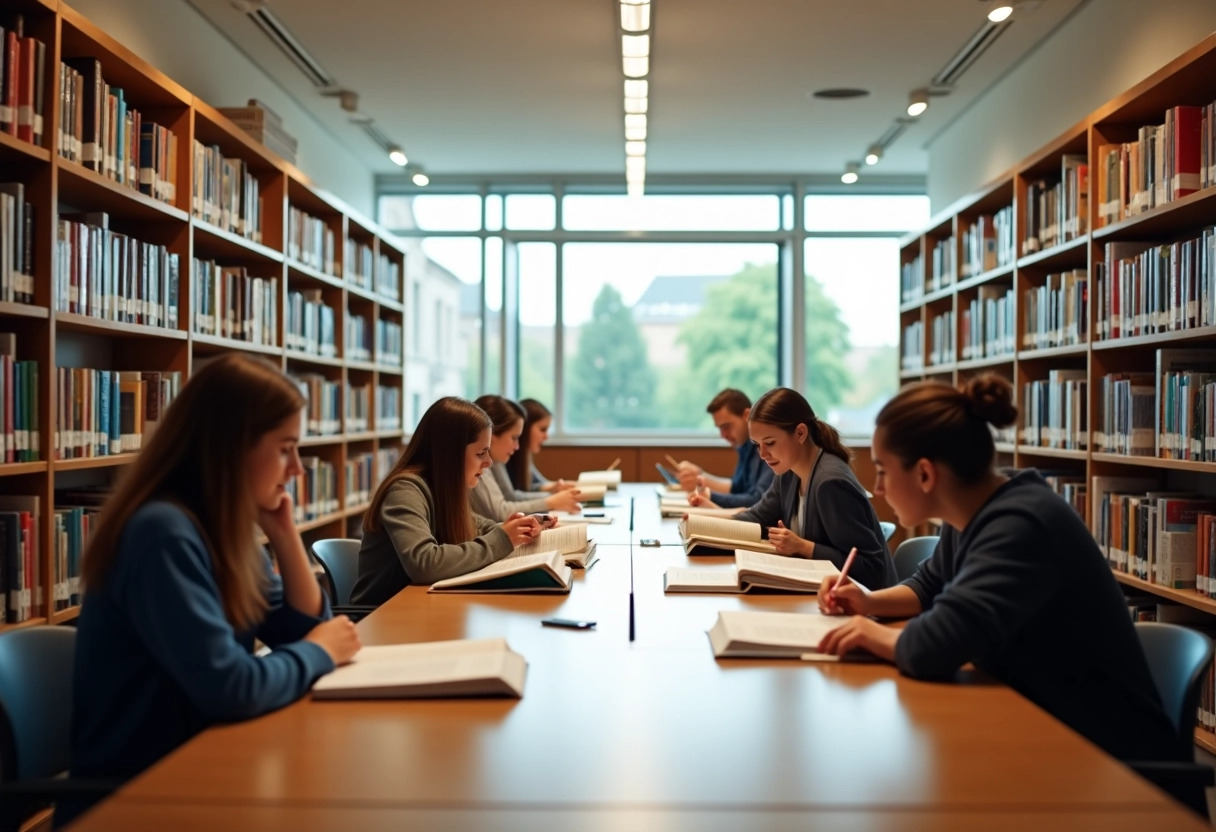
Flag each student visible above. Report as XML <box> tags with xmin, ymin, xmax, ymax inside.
<box><xmin>817</xmin><ymin>374</ymin><xmax>1177</xmax><ymax>763</ymax></box>
<box><xmin>506</xmin><ymin>398</ymin><xmax>575</xmax><ymax>493</ymax></box>
<box><xmin>470</xmin><ymin>395</ymin><xmax>582</xmax><ymax>520</ymax></box>
<box><xmin>352</xmin><ymin>396</ymin><xmax>542</xmax><ymax>606</ymax></box>
<box><xmin>701</xmin><ymin>387</ymin><xmax>896</xmax><ymax>590</ymax></box>
<box><xmin>673</xmin><ymin>388</ymin><xmax>773</xmax><ymax>508</ymax></box>
<box><xmin>69</xmin><ymin>354</ymin><xmax>360</xmax><ymax>821</ymax></box>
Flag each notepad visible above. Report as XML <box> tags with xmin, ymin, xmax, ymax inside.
<box><xmin>707</xmin><ymin>610</ymin><xmax>842</xmax><ymax>659</ymax></box>
<box><xmin>312</xmin><ymin>638</ymin><xmax>527</xmax><ymax>698</ymax></box>
<box><xmin>511</xmin><ymin>523</ymin><xmax>599</xmax><ymax>568</ymax></box>
<box><xmin>664</xmin><ymin>549</ymin><xmax>840</xmax><ymax>594</ymax></box>
<box><xmin>678</xmin><ymin>514</ymin><xmax>776</xmax><ymax>557</ymax></box>
<box><xmin>429</xmin><ymin>551</ymin><xmax>572</xmax><ymax>594</ymax></box>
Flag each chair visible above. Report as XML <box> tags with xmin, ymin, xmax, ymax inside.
<box><xmin>312</xmin><ymin>538</ymin><xmax>378</xmax><ymax>621</ymax></box>
<box><xmin>879</xmin><ymin>521</ymin><xmax>896</xmax><ymax>541</ymax></box>
<box><xmin>0</xmin><ymin>627</ymin><xmax>117</xmax><ymax>832</ymax></box>
<box><xmin>892</xmin><ymin>536</ymin><xmax>937</xmax><ymax>581</ymax></box>
<box><xmin>1127</xmin><ymin>622</ymin><xmax>1215</xmax><ymax>818</ymax></box>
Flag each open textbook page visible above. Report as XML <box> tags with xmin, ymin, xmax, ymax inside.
<box><xmin>313</xmin><ymin>637</ymin><xmax>527</xmax><ymax>698</ymax></box>
<box><xmin>429</xmin><ymin>551</ymin><xmax>572</xmax><ymax>594</ymax></box>
<box><xmin>512</xmin><ymin>523</ymin><xmax>598</xmax><ymax>568</ymax></box>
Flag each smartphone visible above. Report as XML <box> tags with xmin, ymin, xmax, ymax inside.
<box><xmin>655</xmin><ymin>462</ymin><xmax>680</xmax><ymax>486</ymax></box>
<box><xmin>640</xmin><ymin>538</ymin><xmax>661</xmax><ymax>547</ymax></box>
<box><xmin>541</xmin><ymin>617</ymin><xmax>596</xmax><ymax>629</ymax></box>
<box><xmin>529</xmin><ymin>513</ymin><xmax>556</xmax><ymax>528</ymax></box>
<box><xmin>582</xmin><ymin>512</ymin><xmax>605</xmax><ymax>518</ymax></box>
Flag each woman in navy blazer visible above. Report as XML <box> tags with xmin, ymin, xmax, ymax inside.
<box><xmin>696</xmin><ymin>387</ymin><xmax>896</xmax><ymax>590</ymax></box>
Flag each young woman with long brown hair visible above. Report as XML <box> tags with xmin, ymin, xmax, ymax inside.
<box><xmin>505</xmin><ymin>398</ymin><xmax>576</xmax><ymax>493</ymax></box>
<box><xmin>696</xmin><ymin>387</ymin><xmax>896</xmax><ymax>590</ymax></box>
<box><xmin>70</xmin><ymin>354</ymin><xmax>360</xmax><ymax>816</ymax></box>
<box><xmin>469</xmin><ymin>395</ymin><xmax>581</xmax><ymax>520</ymax></box>
<box><xmin>817</xmin><ymin>374</ymin><xmax>1176</xmax><ymax>763</ymax></box>
<box><xmin>351</xmin><ymin>396</ymin><xmax>542</xmax><ymax>606</ymax></box>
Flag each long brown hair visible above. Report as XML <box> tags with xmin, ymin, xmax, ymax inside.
<box><xmin>82</xmin><ymin>354</ymin><xmax>306</xmax><ymax>631</ymax></box>
<box><xmin>474</xmin><ymin>395</ymin><xmax>525</xmax><ymax>436</ymax></box>
<box><xmin>749</xmin><ymin>387</ymin><xmax>850</xmax><ymax>462</ymax></box>
<box><xmin>364</xmin><ymin>396</ymin><xmax>490</xmax><ymax>544</ymax></box>
<box><xmin>875</xmin><ymin>374</ymin><xmax>1018</xmax><ymax>484</ymax></box>
<box><xmin>506</xmin><ymin>398</ymin><xmax>551</xmax><ymax>490</ymax></box>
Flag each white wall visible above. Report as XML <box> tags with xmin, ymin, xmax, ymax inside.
<box><xmin>69</xmin><ymin>0</ymin><xmax>375</xmax><ymax>215</ymax></box>
<box><xmin>927</xmin><ymin>0</ymin><xmax>1216</xmax><ymax>212</ymax></box>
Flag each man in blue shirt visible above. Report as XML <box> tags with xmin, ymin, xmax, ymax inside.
<box><xmin>676</xmin><ymin>389</ymin><xmax>774</xmax><ymax>509</ymax></box>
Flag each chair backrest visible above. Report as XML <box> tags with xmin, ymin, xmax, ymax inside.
<box><xmin>892</xmin><ymin>536</ymin><xmax>938</xmax><ymax>582</ymax></box>
<box><xmin>879</xmin><ymin>521</ymin><xmax>896</xmax><ymax>541</ymax></box>
<box><xmin>0</xmin><ymin>626</ymin><xmax>75</xmax><ymax>782</ymax></box>
<box><xmin>1135</xmin><ymin>622</ymin><xmax>1215</xmax><ymax>759</ymax></box>
<box><xmin>312</xmin><ymin>539</ymin><xmax>363</xmax><ymax>606</ymax></box>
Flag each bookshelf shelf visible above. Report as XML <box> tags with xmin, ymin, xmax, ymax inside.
<box><xmin>924</xmin><ymin>364</ymin><xmax>955</xmax><ymax>375</ymax></box>
<box><xmin>345</xmin><ymin>503</ymin><xmax>371</xmax><ymax>517</ymax></box>
<box><xmin>1015</xmin><ymin>235</ymin><xmax>1089</xmax><ymax>270</ymax></box>
<box><xmin>954</xmin><ymin>264</ymin><xmax>1015</xmax><ymax>294</ymax></box>
<box><xmin>191</xmin><ymin>333</ymin><xmax>283</xmax><ymax>357</ymax></box>
<box><xmin>0</xmin><ymin>617</ymin><xmax>50</xmax><ymax>635</ymax></box>
<box><xmin>296</xmin><ymin>511</ymin><xmax>347</xmax><ymax>534</ymax></box>
<box><xmin>344</xmin><ymin>432</ymin><xmax>377</xmax><ymax>443</ymax></box>
<box><xmin>898</xmin><ymin>368</ymin><xmax>926</xmax><ymax>380</ymax></box>
<box><xmin>346</xmin><ymin>359</ymin><xmax>378</xmax><ymax>373</ymax></box>
<box><xmin>57</xmin><ymin>161</ymin><xmax>189</xmax><ymax>224</ymax></box>
<box><xmin>1016</xmin><ymin>343</ymin><xmax>1089</xmax><ymax>361</ymax></box>
<box><xmin>0</xmin><ymin>303</ymin><xmax>50</xmax><ymax>320</ymax></box>
<box><xmin>1114</xmin><ymin>572</ymin><xmax>1216</xmax><ymax>616</ymax></box>
<box><xmin>0</xmin><ymin>131</ymin><xmax>51</xmax><ymax>164</ymax></box>
<box><xmin>55</xmin><ymin>313</ymin><xmax>187</xmax><ymax>341</ymax></box>
<box><xmin>1092</xmin><ymin>185</ymin><xmax>1216</xmax><ymax>241</ymax></box>
<box><xmin>374</xmin><ymin>363</ymin><xmax>404</xmax><ymax>375</ymax></box>
<box><xmin>0</xmin><ymin>462</ymin><xmax>49</xmax><ymax>477</ymax></box>
<box><xmin>51</xmin><ymin>607</ymin><xmax>81</xmax><ymax>625</ymax></box>
<box><xmin>375</xmin><ymin>429</ymin><xmax>403</xmax><ymax>440</ymax></box>
<box><xmin>298</xmin><ymin>435</ymin><xmax>344</xmax><ymax>447</ymax></box>
<box><xmin>956</xmin><ymin>355</ymin><xmax>1014</xmax><ymax>371</ymax></box>
<box><xmin>54</xmin><ymin>454</ymin><xmax>139</xmax><ymax>472</ymax></box>
<box><xmin>1092</xmin><ymin>326</ymin><xmax>1216</xmax><ymax>352</ymax></box>
<box><xmin>375</xmin><ymin>296</ymin><xmax>404</xmax><ymax>314</ymax></box>
<box><xmin>192</xmin><ymin>220</ymin><xmax>284</xmax><ymax>264</ymax></box>
<box><xmin>994</xmin><ymin>442</ymin><xmax>1016</xmax><ymax>454</ymax></box>
<box><xmin>1015</xmin><ymin>446</ymin><xmax>1087</xmax><ymax>460</ymax></box>
<box><xmin>1090</xmin><ymin>453</ymin><xmax>1216</xmax><ymax>473</ymax></box>
<box><xmin>285</xmin><ymin>351</ymin><xmax>343</xmax><ymax>369</ymax></box>
<box><xmin>1195</xmin><ymin>729</ymin><xmax>1216</xmax><ymax>756</ymax></box>
<box><xmin>286</xmin><ymin>260</ymin><xmax>344</xmax><ymax>290</ymax></box>
<box><xmin>346</xmin><ymin>283</ymin><xmax>380</xmax><ymax>305</ymax></box>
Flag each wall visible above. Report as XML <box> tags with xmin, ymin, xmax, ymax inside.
<box><xmin>69</xmin><ymin>0</ymin><xmax>375</xmax><ymax>215</ymax></box>
<box><xmin>927</xmin><ymin>0</ymin><xmax>1216</xmax><ymax>211</ymax></box>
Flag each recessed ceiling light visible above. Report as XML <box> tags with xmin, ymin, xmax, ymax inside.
<box><xmin>811</xmin><ymin>88</ymin><xmax>870</xmax><ymax>100</ymax></box>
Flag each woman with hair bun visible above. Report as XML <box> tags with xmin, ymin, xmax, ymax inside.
<box><xmin>817</xmin><ymin>374</ymin><xmax>1177</xmax><ymax>763</ymax></box>
<box><xmin>704</xmin><ymin>387</ymin><xmax>896</xmax><ymax>591</ymax></box>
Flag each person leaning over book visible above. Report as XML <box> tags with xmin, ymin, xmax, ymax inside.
<box><xmin>694</xmin><ymin>387</ymin><xmax>896</xmax><ymax>590</ymax></box>
<box><xmin>351</xmin><ymin>397</ymin><xmax>543</xmax><ymax>606</ymax></box>
<box><xmin>66</xmin><ymin>355</ymin><xmax>361</xmax><ymax>824</ymax></box>
<box><xmin>817</xmin><ymin>374</ymin><xmax>1177</xmax><ymax>763</ymax></box>
<box><xmin>470</xmin><ymin>395</ymin><xmax>582</xmax><ymax>520</ymax></box>
<box><xmin>506</xmin><ymin>398</ymin><xmax>577</xmax><ymax>494</ymax></box>
<box><xmin>672</xmin><ymin>388</ymin><xmax>774</xmax><ymax>509</ymax></box>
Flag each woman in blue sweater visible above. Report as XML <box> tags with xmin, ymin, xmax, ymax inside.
<box><xmin>818</xmin><ymin>374</ymin><xmax>1176</xmax><ymax>762</ymax></box>
<box><xmin>69</xmin><ymin>355</ymin><xmax>360</xmax><ymax>816</ymax></box>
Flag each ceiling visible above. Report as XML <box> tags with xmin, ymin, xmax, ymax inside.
<box><xmin>186</xmin><ymin>0</ymin><xmax>1086</xmax><ymax>182</ymax></box>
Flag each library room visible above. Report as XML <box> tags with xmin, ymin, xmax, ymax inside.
<box><xmin>3</xmin><ymin>0</ymin><xmax>1216</xmax><ymax>829</ymax></box>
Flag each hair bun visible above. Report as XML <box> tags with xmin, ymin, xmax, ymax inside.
<box><xmin>962</xmin><ymin>374</ymin><xmax>1017</xmax><ymax>428</ymax></box>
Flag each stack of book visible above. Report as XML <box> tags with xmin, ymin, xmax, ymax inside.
<box><xmin>217</xmin><ymin>99</ymin><xmax>298</xmax><ymax>165</ymax></box>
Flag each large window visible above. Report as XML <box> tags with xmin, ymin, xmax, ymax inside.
<box><xmin>379</xmin><ymin>189</ymin><xmax>927</xmax><ymax>438</ymax></box>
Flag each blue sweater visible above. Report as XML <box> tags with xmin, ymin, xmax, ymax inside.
<box><xmin>897</xmin><ymin>471</ymin><xmax>1177</xmax><ymax>761</ymax></box>
<box><xmin>713</xmin><ymin>442</ymin><xmax>775</xmax><ymax>509</ymax></box>
<box><xmin>71</xmin><ymin>502</ymin><xmax>335</xmax><ymax>788</ymax></box>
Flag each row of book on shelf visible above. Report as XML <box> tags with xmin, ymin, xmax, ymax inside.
<box><xmin>192</xmin><ymin>261</ymin><xmax>276</xmax><ymax>345</ymax></box>
<box><xmin>1095</xmin><ymin>229</ymin><xmax>1216</xmax><ymax>341</ymax></box>
<box><xmin>0</xmin><ymin>182</ymin><xmax>33</xmax><ymax>303</ymax></box>
<box><xmin>345</xmin><ymin>238</ymin><xmax>402</xmax><ymax>300</ymax></box>
<box><xmin>55</xmin><ymin>368</ymin><xmax>178</xmax><ymax>459</ymax></box>
<box><xmin>191</xmin><ymin>141</ymin><xmax>262</xmax><ymax>242</ymax></box>
<box><xmin>346</xmin><ymin>314</ymin><xmax>403</xmax><ymax>365</ymax></box>
<box><xmin>2</xmin><ymin>15</ymin><xmax>47</xmax><ymax>148</ymax></box>
<box><xmin>1023</xmin><ymin>154</ymin><xmax>1088</xmax><ymax>255</ymax></box>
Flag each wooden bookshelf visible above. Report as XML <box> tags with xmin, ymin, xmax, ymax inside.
<box><xmin>897</xmin><ymin>30</ymin><xmax>1216</xmax><ymax>751</ymax></box>
<box><xmin>0</xmin><ymin>0</ymin><xmax>408</xmax><ymax>635</ymax></box>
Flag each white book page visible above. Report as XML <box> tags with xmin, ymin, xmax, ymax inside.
<box><xmin>685</xmin><ymin>514</ymin><xmax>762</xmax><ymax>542</ymax></box>
<box><xmin>432</xmin><ymin>552</ymin><xmax>561</xmax><ymax>585</ymax></box>
<box><xmin>665</xmin><ymin>567</ymin><xmax>740</xmax><ymax>590</ymax></box>
<box><xmin>314</xmin><ymin>638</ymin><xmax>510</xmax><ymax>692</ymax></box>
<box><xmin>577</xmin><ymin>470</ymin><xmax>622</xmax><ymax>485</ymax></box>
<box><xmin>513</xmin><ymin>524</ymin><xmax>588</xmax><ymax>557</ymax></box>
<box><xmin>548</xmin><ymin>511</ymin><xmax>613</xmax><ymax>525</ymax></box>
<box><xmin>736</xmin><ymin>550</ymin><xmax>840</xmax><ymax>581</ymax></box>
<box><xmin>717</xmin><ymin>610</ymin><xmax>837</xmax><ymax>648</ymax></box>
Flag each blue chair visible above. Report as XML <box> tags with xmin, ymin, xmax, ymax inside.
<box><xmin>879</xmin><ymin>521</ymin><xmax>896</xmax><ymax>541</ymax></box>
<box><xmin>1128</xmin><ymin>622</ymin><xmax>1215</xmax><ymax>818</ymax></box>
<box><xmin>0</xmin><ymin>627</ymin><xmax>117</xmax><ymax>832</ymax></box>
<box><xmin>312</xmin><ymin>538</ymin><xmax>377</xmax><ymax>620</ymax></box>
<box><xmin>892</xmin><ymin>536</ymin><xmax>937</xmax><ymax>581</ymax></box>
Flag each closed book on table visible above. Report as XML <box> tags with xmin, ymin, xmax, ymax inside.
<box><xmin>429</xmin><ymin>551</ymin><xmax>572</xmax><ymax>594</ymax></box>
<box><xmin>312</xmin><ymin>637</ymin><xmax>527</xmax><ymax>699</ymax></box>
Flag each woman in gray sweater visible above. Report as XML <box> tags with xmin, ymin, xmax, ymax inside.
<box><xmin>470</xmin><ymin>395</ymin><xmax>582</xmax><ymax>521</ymax></box>
<box><xmin>351</xmin><ymin>397</ymin><xmax>542</xmax><ymax>606</ymax></box>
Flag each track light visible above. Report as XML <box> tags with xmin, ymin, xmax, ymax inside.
<box><xmin>624</xmin><ymin>114</ymin><xmax>647</xmax><ymax>141</ymax></box>
<box><xmin>907</xmin><ymin>89</ymin><xmax>930</xmax><ymax>117</ymax></box>
<box><xmin>865</xmin><ymin>144</ymin><xmax>882</xmax><ymax>166</ymax></box>
<box><xmin>411</xmin><ymin>171</ymin><xmax>429</xmax><ymax>186</ymax></box>
<box><xmin>841</xmin><ymin>163</ymin><xmax>859</xmax><ymax>185</ymax></box>
<box><xmin>388</xmin><ymin>145</ymin><xmax>407</xmax><ymax>167</ymax></box>
<box><xmin>988</xmin><ymin>4</ymin><xmax>1014</xmax><ymax>22</ymax></box>
<box><xmin>620</xmin><ymin>0</ymin><xmax>651</xmax><ymax>32</ymax></box>
<box><xmin>625</xmin><ymin>140</ymin><xmax>646</xmax><ymax>156</ymax></box>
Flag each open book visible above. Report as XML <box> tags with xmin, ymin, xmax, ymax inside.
<box><xmin>578</xmin><ymin>469</ymin><xmax>622</xmax><ymax>490</ymax></box>
<box><xmin>512</xmin><ymin>523</ymin><xmax>598</xmax><ymax>568</ymax></box>
<box><xmin>430</xmin><ymin>551</ymin><xmax>572</xmax><ymax>593</ymax></box>
<box><xmin>312</xmin><ymin>637</ymin><xmax>527</xmax><ymax>698</ymax></box>
<box><xmin>708</xmin><ymin>610</ymin><xmax>849</xmax><ymax>659</ymax></box>
<box><xmin>665</xmin><ymin>549</ymin><xmax>840</xmax><ymax>594</ymax></box>
<box><xmin>572</xmin><ymin>483</ymin><xmax>607</xmax><ymax>506</ymax></box>
<box><xmin>678</xmin><ymin>514</ymin><xmax>776</xmax><ymax>556</ymax></box>
<box><xmin>659</xmin><ymin>495</ymin><xmax>743</xmax><ymax>519</ymax></box>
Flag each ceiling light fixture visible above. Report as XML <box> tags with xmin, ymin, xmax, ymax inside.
<box><xmin>620</xmin><ymin>0</ymin><xmax>651</xmax><ymax>32</ymax></box>
<box><xmin>865</xmin><ymin>144</ymin><xmax>882</xmax><ymax>166</ymax></box>
<box><xmin>625</xmin><ymin>114</ymin><xmax>647</xmax><ymax>141</ymax></box>
<box><xmin>624</xmin><ymin>79</ymin><xmax>648</xmax><ymax>98</ymax></box>
<box><xmin>841</xmin><ymin>163</ymin><xmax>859</xmax><ymax>185</ymax></box>
<box><xmin>411</xmin><ymin>171</ymin><xmax>429</xmax><ymax>187</ymax></box>
<box><xmin>623</xmin><ymin>55</ymin><xmax>649</xmax><ymax>78</ymax></box>
<box><xmin>907</xmin><ymin>88</ymin><xmax>930</xmax><ymax>117</ymax></box>
<box><xmin>625</xmin><ymin>140</ymin><xmax>646</xmax><ymax>156</ymax></box>
<box><xmin>988</xmin><ymin>4</ymin><xmax>1014</xmax><ymax>22</ymax></box>
<box><xmin>624</xmin><ymin>96</ymin><xmax>648</xmax><ymax>114</ymax></box>
<box><xmin>387</xmin><ymin>145</ymin><xmax>407</xmax><ymax>167</ymax></box>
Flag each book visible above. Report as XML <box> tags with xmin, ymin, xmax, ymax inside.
<box><xmin>511</xmin><ymin>523</ymin><xmax>598</xmax><ymax>568</ymax></box>
<box><xmin>707</xmin><ymin>610</ymin><xmax>850</xmax><ymax>659</ymax></box>
<box><xmin>678</xmin><ymin>514</ymin><xmax>776</xmax><ymax>557</ymax></box>
<box><xmin>665</xmin><ymin>549</ymin><xmax>840</xmax><ymax>594</ymax></box>
<box><xmin>577</xmin><ymin>469</ymin><xmax>622</xmax><ymax>490</ymax></box>
<box><xmin>659</xmin><ymin>496</ymin><xmax>742</xmax><ymax>519</ymax></box>
<box><xmin>547</xmin><ymin>511</ymin><xmax>613</xmax><ymax>525</ymax></box>
<box><xmin>429</xmin><ymin>551</ymin><xmax>572</xmax><ymax>594</ymax></box>
<box><xmin>312</xmin><ymin>637</ymin><xmax>527</xmax><ymax>699</ymax></box>
<box><xmin>571</xmin><ymin>482</ymin><xmax>606</xmax><ymax>506</ymax></box>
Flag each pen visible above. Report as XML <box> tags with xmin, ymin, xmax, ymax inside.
<box><xmin>664</xmin><ymin>454</ymin><xmax>680</xmax><ymax>469</ymax></box>
<box><xmin>827</xmin><ymin>546</ymin><xmax>858</xmax><ymax>605</ymax></box>
<box><xmin>607</xmin><ymin>457</ymin><xmax>621</xmax><ymax>471</ymax></box>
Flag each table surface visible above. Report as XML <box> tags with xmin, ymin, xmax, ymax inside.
<box><xmin>67</xmin><ymin>484</ymin><xmax>1209</xmax><ymax>831</ymax></box>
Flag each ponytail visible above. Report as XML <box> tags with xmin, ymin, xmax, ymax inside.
<box><xmin>750</xmin><ymin>388</ymin><xmax>850</xmax><ymax>462</ymax></box>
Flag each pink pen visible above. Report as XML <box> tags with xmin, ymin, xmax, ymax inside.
<box><xmin>827</xmin><ymin>546</ymin><xmax>858</xmax><ymax>606</ymax></box>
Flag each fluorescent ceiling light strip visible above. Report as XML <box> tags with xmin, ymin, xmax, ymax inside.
<box><xmin>620</xmin><ymin>1</ymin><xmax>651</xmax><ymax>32</ymax></box>
<box><xmin>622</xmin><ymin>34</ymin><xmax>650</xmax><ymax>57</ymax></box>
<box><xmin>624</xmin><ymin>79</ymin><xmax>648</xmax><ymax>98</ymax></box>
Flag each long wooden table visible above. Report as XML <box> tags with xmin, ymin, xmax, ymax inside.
<box><xmin>68</xmin><ymin>485</ymin><xmax>1208</xmax><ymax>830</ymax></box>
